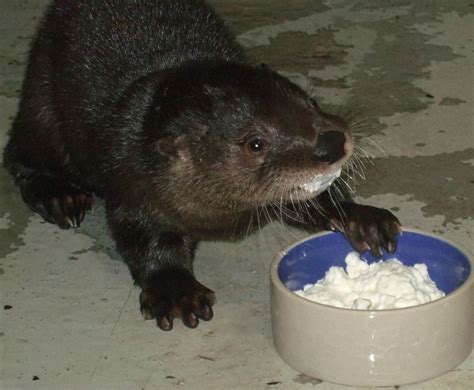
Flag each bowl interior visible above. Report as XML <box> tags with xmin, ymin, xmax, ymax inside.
<box><xmin>278</xmin><ymin>230</ymin><xmax>471</xmax><ymax>295</ymax></box>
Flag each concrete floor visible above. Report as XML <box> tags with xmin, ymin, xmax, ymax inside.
<box><xmin>1</xmin><ymin>0</ymin><xmax>473</xmax><ymax>389</ymax></box>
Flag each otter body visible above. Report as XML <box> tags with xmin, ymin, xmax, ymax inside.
<box><xmin>4</xmin><ymin>0</ymin><xmax>400</xmax><ymax>330</ymax></box>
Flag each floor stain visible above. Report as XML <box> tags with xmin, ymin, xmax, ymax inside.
<box><xmin>294</xmin><ymin>373</ymin><xmax>322</xmax><ymax>385</ymax></box>
<box><xmin>353</xmin><ymin>149</ymin><xmax>474</xmax><ymax>224</ymax></box>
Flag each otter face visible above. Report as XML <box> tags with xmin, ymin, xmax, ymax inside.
<box><xmin>150</xmin><ymin>64</ymin><xmax>353</xmax><ymax>212</ymax></box>
<box><xmin>234</xmin><ymin>106</ymin><xmax>353</xmax><ymax>205</ymax></box>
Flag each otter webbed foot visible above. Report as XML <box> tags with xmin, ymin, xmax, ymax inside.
<box><xmin>140</xmin><ymin>269</ymin><xmax>216</xmax><ymax>331</ymax></box>
<box><xmin>20</xmin><ymin>173</ymin><xmax>93</xmax><ymax>229</ymax></box>
<box><xmin>330</xmin><ymin>203</ymin><xmax>401</xmax><ymax>257</ymax></box>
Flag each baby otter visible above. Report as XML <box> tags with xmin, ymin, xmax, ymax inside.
<box><xmin>3</xmin><ymin>0</ymin><xmax>400</xmax><ymax>330</ymax></box>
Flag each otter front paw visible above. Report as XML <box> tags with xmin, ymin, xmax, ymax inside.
<box><xmin>20</xmin><ymin>173</ymin><xmax>93</xmax><ymax>229</ymax></box>
<box><xmin>140</xmin><ymin>269</ymin><xmax>216</xmax><ymax>331</ymax></box>
<box><xmin>331</xmin><ymin>203</ymin><xmax>401</xmax><ymax>257</ymax></box>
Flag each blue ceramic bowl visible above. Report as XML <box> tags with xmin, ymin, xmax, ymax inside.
<box><xmin>278</xmin><ymin>230</ymin><xmax>471</xmax><ymax>297</ymax></box>
<box><xmin>270</xmin><ymin>228</ymin><xmax>473</xmax><ymax>386</ymax></box>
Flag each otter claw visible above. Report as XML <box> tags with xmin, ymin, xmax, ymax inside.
<box><xmin>20</xmin><ymin>173</ymin><xmax>93</xmax><ymax>229</ymax></box>
<box><xmin>333</xmin><ymin>204</ymin><xmax>401</xmax><ymax>257</ymax></box>
<box><xmin>140</xmin><ymin>269</ymin><xmax>215</xmax><ymax>331</ymax></box>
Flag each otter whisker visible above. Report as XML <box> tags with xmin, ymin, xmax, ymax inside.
<box><xmin>352</xmin><ymin>152</ymin><xmax>368</xmax><ymax>172</ymax></box>
<box><xmin>244</xmin><ymin>209</ymin><xmax>255</xmax><ymax>239</ymax></box>
<box><xmin>259</xmin><ymin>176</ymin><xmax>279</xmax><ymax>199</ymax></box>
<box><xmin>278</xmin><ymin>196</ymin><xmax>284</xmax><ymax>225</ymax></box>
<box><xmin>353</xmin><ymin>144</ymin><xmax>372</xmax><ymax>159</ymax></box>
<box><xmin>331</xmin><ymin>182</ymin><xmax>348</xmax><ymax>204</ymax></box>
<box><xmin>304</xmin><ymin>200</ymin><xmax>317</xmax><ymax>225</ymax></box>
<box><xmin>328</xmin><ymin>187</ymin><xmax>346</xmax><ymax>222</ymax></box>
<box><xmin>336</xmin><ymin>175</ymin><xmax>356</xmax><ymax>197</ymax></box>
<box><xmin>353</xmin><ymin>146</ymin><xmax>375</xmax><ymax>167</ymax></box>
<box><xmin>345</xmin><ymin>160</ymin><xmax>357</xmax><ymax>186</ymax></box>
<box><xmin>262</xmin><ymin>205</ymin><xmax>272</xmax><ymax>228</ymax></box>
<box><xmin>308</xmin><ymin>197</ymin><xmax>330</xmax><ymax>223</ymax></box>
<box><xmin>353</xmin><ymin>146</ymin><xmax>371</xmax><ymax>162</ymax></box>
<box><xmin>303</xmin><ymin>199</ymin><xmax>320</xmax><ymax>227</ymax></box>
<box><xmin>270</xmin><ymin>201</ymin><xmax>300</xmax><ymax>241</ymax></box>
<box><xmin>255</xmin><ymin>206</ymin><xmax>262</xmax><ymax>235</ymax></box>
<box><xmin>349</xmin><ymin>154</ymin><xmax>367</xmax><ymax>180</ymax></box>
<box><xmin>297</xmin><ymin>195</ymin><xmax>309</xmax><ymax>225</ymax></box>
<box><xmin>348</xmin><ymin>118</ymin><xmax>372</xmax><ymax>129</ymax></box>
<box><xmin>298</xmin><ymin>198</ymin><xmax>311</xmax><ymax>226</ymax></box>
<box><xmin>289</xmin><ymin>192</ymin><xmax>298</xmax><ymax>220</ymax></box>
<box><xmin>265</xmin><ymin>202</ymin><xmax>298</xmax><ymax>243</ymax></box>
<box><xmin>305</xmin><ymin>197</ymin><xmax>326</xmax><ymax>226</ymax></box>
<box><xmin>363</xmin><ymin>137</ymin><xmax>388</xmax><ymax>158</ymax></box>
<box><xmin>279</xmin><ymin>197</ymin><xmax>300</xmax><ymax>225</ymax></box>
<box><xmin>278</xmin><ymin>202</ymin><xmax>303</xmax><ymax>224</ymax></box>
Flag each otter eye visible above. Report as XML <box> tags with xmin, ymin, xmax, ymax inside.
<box><xmin>246</xmin><ymin>135</ymin><xmax>266</xmax><ymax>154</ymax></box>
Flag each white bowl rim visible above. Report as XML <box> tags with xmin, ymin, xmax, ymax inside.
<box><xmin>271</xmin><ymin>227</ymin><xmax>474</xmax><ymax>314</ymax></box>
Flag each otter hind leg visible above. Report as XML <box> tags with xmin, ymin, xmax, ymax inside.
<box><xmin>17</xmin><ymin>173</ymin><xmax>93</xmax><ymax>229</ymax></box>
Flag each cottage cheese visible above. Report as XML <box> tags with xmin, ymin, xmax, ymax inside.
<box><xmin>295</xmin><ymin>252</ymin><xmax>445</xmax><ymax>310</ymax></box>
<box><xmin>299</xmin><ymin>169</ymin><xmax>341</xmax><ymax>194</ymax></box>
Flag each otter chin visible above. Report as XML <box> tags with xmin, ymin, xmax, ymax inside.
<box><xmin>3</xmin><ymin>0</ymin><xmax>401</xmax><ymax>331</ymax></box>
<box><xmin>299</xmin><ymin>168</ymin><xmax>342</xmax><ymax>195</ymax></box>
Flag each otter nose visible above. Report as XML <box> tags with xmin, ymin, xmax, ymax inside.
<box><xmin>313</xmin><ymin>131</ymin><xmax>346</xmax><ymax>164</ymax></box>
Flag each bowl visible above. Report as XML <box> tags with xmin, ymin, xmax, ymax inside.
<box><xmin>270</xmin><ymin>228</ymin><xmax>473</xmax><ymax>386</ymax></box>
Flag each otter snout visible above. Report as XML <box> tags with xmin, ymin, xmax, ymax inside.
<box><xmin>312</xmin><ymin>130</ymin><xmax>347</xmax><ymax>165</ymax></box>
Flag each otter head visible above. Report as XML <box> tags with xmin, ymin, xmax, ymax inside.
<box><xmin>145</xmin><ymin>63</ymin><xmax>352</xmax><ymax>216</ymax></box>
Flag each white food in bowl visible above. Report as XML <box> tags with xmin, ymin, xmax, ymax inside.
<box><xmin>294</xmin><ymin>251</ymin><xmax>445</xmax><ymax>310</ymax></box>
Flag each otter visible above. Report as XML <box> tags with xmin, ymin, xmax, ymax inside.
<box><xmin>3</xmin><ymin>0</ymin><xmax>400</xmax><ymax>330</ymax></box>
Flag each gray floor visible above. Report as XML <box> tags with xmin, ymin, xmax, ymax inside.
<box><xmin>1</xmin><ymin>1</ymin><xmax>473</xmax><ymax>389</ymax></box>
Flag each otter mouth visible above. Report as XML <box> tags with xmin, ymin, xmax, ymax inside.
<box><xmin>298</xmin><ymin>168</ymin><xmax>342</xmax><ymax>195</ymax></box>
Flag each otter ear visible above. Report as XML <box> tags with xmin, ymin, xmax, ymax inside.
<box><xmin>157</xmin><ymin>135</ymin><xmax>187</xmax><ymax>157</ymax></box>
